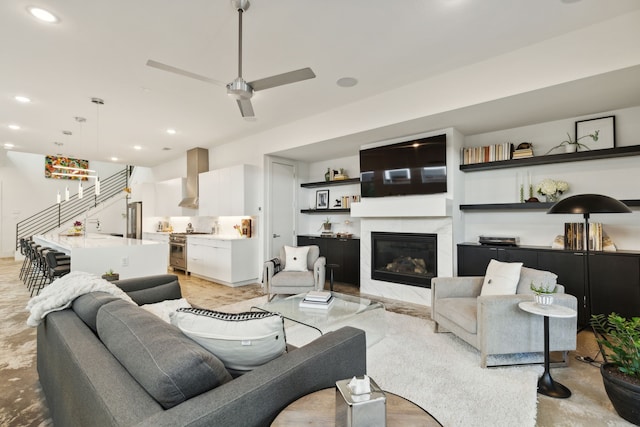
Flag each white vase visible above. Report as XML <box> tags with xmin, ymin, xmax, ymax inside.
<box><xmin>535</xmin><ymin>294</ymin><xmax>554</xmax><ymax>305</ymax></box>
<box><xmin>565</xmin><ymin>144</ymin><xmax>578</xmax><ymax>153</ymax></box>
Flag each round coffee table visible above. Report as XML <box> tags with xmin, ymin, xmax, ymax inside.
<box><xmin>271</xmin><ymin>387</ymin><xmax>442</xmax><ymax>426</ymax></box>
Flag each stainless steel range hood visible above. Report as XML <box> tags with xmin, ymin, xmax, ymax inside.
<box><xmin>179</xmin><ymin>147</ymin><xmax>209</xmax><ymax>208</ymax></box>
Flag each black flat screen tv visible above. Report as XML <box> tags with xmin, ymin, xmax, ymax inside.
<box><xmin>359</xmin><ymin>134</ymin><xmax>447</xmax><ymax>198</ymax></box>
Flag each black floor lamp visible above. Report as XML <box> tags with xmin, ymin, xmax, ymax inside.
<box><xmin>547</xmin><ymin>194</ymin><xmax>631</xmax><ymax>327</ymax></box>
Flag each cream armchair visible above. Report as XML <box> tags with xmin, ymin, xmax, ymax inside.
<box><xmin>431</xmin><ymin>266</ymin><xmax>577</xmax><ymax>368</ymax></box>
<box><xmin>263</xmin><ymin>245</ymin><xmax>326</xmax><ymax>300</ymax></box>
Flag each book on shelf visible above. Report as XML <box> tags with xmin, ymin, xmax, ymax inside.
<box><xmin>512</xmin><ymin>148</ymin><xmax>534</xmax><ymax>159</ymax></box>
<box><xmin>564</xmin><ymin>222</ymin><xmax>604</xmax><ymax>250</ymax></box>
<box><xmin>460</xmin><ymin>143</ymin><xmax>513</xmax><ymax>165</ymax></box>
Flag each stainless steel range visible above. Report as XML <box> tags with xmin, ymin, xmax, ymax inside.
<box><xmin>169</xmin><ymin>232</ymin><xmax>212</xmax><ymax>272</ymax></box>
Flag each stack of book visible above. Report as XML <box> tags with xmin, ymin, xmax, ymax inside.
<box><xmin>564</xmin><ymin>222</ymin><xmax>604</xmax><ymax>250</ymax></box>
<box><xmin>299</xmin><ymin>291</ymin><xmax>334</xmax><ymax>309</ymax></box>
<box><xmin>460</xmin><ymin>143</ymin><xmax>513</xmax><ymax>165</ymax></box>
<box><xmin>512</xmin><ymin>146</ymin><xmax>534</xmax><ymax>159</ymax></box>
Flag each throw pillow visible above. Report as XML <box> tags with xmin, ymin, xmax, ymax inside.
<box><xmin>170</xmin><ymin>308</ymin><xmax>286</xmax><ymax>373</ymax></box>
<box><xmin>141</xmin><ymin>298</ymin><xmax>191</xmax><ymax>323</ymax></box>
<box><xmin>97</xmin><ymin>300</ymin><xmax>232</xmax><ymax>409</ymax></box>
<box><xmin>283</xmin><ymin>245</ymin><xmax>310</xmax><ymax>272</ymax></box>
<box><xmin>480</xmin><ymin>259</ymin><xmax>523</xmax><ymax>296</ymax></box>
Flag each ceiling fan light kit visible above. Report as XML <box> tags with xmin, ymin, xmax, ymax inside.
<box><xmin>147</xmin><ymin>0</ymin><xmax>315</xmax><ymax>118</ymax></box>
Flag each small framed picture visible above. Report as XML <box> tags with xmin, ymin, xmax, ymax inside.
<box><xmin>575</xmin><ymin>116</ymin><xmax>615</xmax><ymax>150</ymax></box>
<box><xmin>316</xmin><ymin>190</ymin><xmax>329</xmax><ymax>209</ymax></box>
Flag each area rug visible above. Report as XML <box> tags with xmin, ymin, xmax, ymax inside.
<box><xmin>219</xmin><ymin>297</ymin><xmax>542</xmax><ymax>427</ymax></box>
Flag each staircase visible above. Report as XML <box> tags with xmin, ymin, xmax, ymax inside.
<box><xmin>15</xmin><ymin>167</ymin><xmax>130</xmax><ymax>250</ymax></box>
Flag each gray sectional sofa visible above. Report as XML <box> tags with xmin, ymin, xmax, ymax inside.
<box><xmin>37</xmin><ymin>274</ymin><xmax>366</xmax><ymax>427</ymax></box>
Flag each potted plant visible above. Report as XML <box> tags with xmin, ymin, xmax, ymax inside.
<box><xmin>530</xmin><ymin>282</ymin><xmax>557</xmax><ymax>305</ymax></box>
<box><xmin>545</xmin><ymin>130</ymin><xmax>599</xmax><ymax>154</ymax></box>
<box><xmin>322</xmin><ymin>217</ymin><xmax>332</xmax><ymax>231</ymax></box>
<box><xmin>590</xmin><ymin>313</ymin><xmax>640</xmax><ymax>424</ymax></box>
<box><xmin>101</xmin><ymin>269</ymin><xmax>119</xmax><ymax>281</ymax></box>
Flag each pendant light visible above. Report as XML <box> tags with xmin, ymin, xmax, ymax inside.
<box><xmin>91</xmin><ymin>97</ymin><xmax>104</xmax><ymax>197</ymax></box>
<box><xmin>56</xmin><ymin>190</ymin><xmax>61</xmax><ymax>204</ymax></box>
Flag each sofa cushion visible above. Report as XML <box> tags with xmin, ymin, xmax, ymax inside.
<box><xmin>170</xmin><ymin>308</ymin><xmax>286</xmax><ymax>373</ymax></box>
<box><xmin>72</xmin><ymin>292</ymin><xmax>121</xmax><ymax>333</ymax></box>
<box><xmin>516</xmin><ymin>267</ymin><xmax>558</xmax><ymax>294</ymax></box>
<box><xmin>271</xmin><ymin>270</ymin><xmax>315</xmax><ymax>288</ymax></box>
<box><xmin>437</xmin><ymin>297</ymin><xmax>478</xmax><ymax>334</ymax></box>
<box><xmin>283</xmin><ymin>245</ymin><xmax>310</xmax><ymax>271</ymax></box>
<box><xmin>97</xmin><ymin>300</ymin><xmax>232</xmax><ymax>409</ymax></box>
<box><xmin>480</xmin><ymin>259</ymin><xmax>522</xmax><ymax>296</ymax></box>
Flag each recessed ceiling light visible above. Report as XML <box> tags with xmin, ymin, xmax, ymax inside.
<box><xmin>162</xmin><ymin>147</ymin><xmax>172</xmax><ymax>151</ymax></box>
<box><xmin>133</xmin><ymin>145</ymin><xmax>142</xmax><ymax>150</ymax></box>
<box><xmin>336</xmin><ymin>77</ymin><xmax>358</xmax><ymax>88</ymax></box>
<box><xmin>4</xmin><ymin>143</ymin><xmax>15</xmax><ymax>149</ymax></box>
<box><xmin>8</xmin><ymin>124</ymin><xmax>21</xmax><ymax>130</ymax></box>
<box><xmin>15</xmin><ymin>95</ymin><xmax>31</xmax><ymax>103</ymax></box>
<box><xmin>166</xmin><ymin>128</ymin><xmax>177</xmax><ymax>135</ymax></box>
<box><xmin>110</xmin><ymin>157</ymin><xmax>118</xmax><ymax>162</ymax></box>
<box><xmin>27</xmin><ymin>6</ymin><xmax>59</xmax><ymax>23</ymax></box>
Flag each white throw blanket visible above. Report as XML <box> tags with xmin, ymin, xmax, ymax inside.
<box><xmin>26</xmin><ymin>271</ymin><xmax>134</xmax><ymax>327</ymax></box>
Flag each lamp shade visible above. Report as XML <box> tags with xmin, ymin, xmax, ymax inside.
<box><xmin>547</xmin><ymin>194</ymin><xmax>631</xmax><ymax>215</ymax></box>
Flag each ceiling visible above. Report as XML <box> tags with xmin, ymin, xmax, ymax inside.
<box><xmin>2</xmin><ymin>0</ymin><xmax>640</xmax><ymax>167</ymax></box>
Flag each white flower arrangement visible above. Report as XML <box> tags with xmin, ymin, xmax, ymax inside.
<box><xmin>536</xmin><ymin>179</ymin><xmax>569</xmax><ymax>197</ymax></box>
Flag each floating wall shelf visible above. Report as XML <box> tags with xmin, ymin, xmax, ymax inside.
<box><xmin>459</xmin><ymin>145</ymin><xmax>640</xmax><ymax>172</ymax></box>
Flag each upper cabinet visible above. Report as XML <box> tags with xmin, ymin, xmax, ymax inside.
<box><xmin>154</xmin><ymin>177</ymin><xmax>196</xmax><ymax>217</ymax></box>
<box><xmin>199</xmin><ymin>164</ymin><xmax>259</xmax><ymax>216</ymax></box>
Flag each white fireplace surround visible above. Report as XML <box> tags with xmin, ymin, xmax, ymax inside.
<box><xmin>351</xmin><ymin>195</ymin><xmax>454</xmax><ymax>307</ymax></box>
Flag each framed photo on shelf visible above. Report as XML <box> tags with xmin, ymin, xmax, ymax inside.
<box><xmin>316</xmin><ymin>190</ymin><xmax>329</xmax><ymax>209</ymax></box>
<box><xmin>575</xmin><ymin>115</ymin><xmax>615</xmax><ymax>150</ymax></box>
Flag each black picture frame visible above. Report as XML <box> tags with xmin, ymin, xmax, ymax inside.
<box><xmin>316</xmin><ymin>189</ymin><xmax>329</xmax><ymax>209</ymax></box>
<box><xmin>575</xmin><ymin>115</ymin><xmax>615</xmax><ymax>150</ymax></box>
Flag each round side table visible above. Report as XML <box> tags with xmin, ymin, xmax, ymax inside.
<box><xmin>518</xmin><ymin>301</ymin><xmax>577</xmax><ymax>398</ymax></box>
<box><xmin>271</xmin><ymin>387</ymin><xmax>442</xmax><ymax>426</ymax></box>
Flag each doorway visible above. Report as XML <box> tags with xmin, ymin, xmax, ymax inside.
<box><xmin>268</xmin><ymin>159</ymin><xmax>296</xmax><ymax>259</ymax></box>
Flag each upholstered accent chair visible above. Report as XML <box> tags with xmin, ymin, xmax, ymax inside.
<box><xmin>263</xmin><ymin>245</ymin><xmax>326</xmax><ymax>300</ymax></box>
<box><xmin>431</xmin><ymin>266</ymin><xmax>578</xmax><ymax>368</ymax></box>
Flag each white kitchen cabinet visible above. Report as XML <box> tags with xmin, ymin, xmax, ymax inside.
<box><xmin>186</xmin><ymin>236</ymin><xmax>258</xmax><ymax>286</ymax></box>
<box><xmin>154</xmin><ymin>178</ymin><xmax>197</xmax><ymax>217</ymax></box>
<box><xmin>198</xmin><ymin>164</ymin><xmax>259</xmax><ymax>216</ymax></box>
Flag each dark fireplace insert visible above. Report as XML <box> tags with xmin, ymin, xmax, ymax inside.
<box><xmin>371</xmin><ymin>232</ymin><xmax>437</xmax><ymax>288</ymax></box>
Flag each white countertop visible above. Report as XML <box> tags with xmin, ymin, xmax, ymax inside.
<box><xmin>35</xmin><ymin>233</ymin><xmax>163</xmax><ymax>250</ymax></box>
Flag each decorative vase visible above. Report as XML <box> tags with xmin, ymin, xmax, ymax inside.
<box><xmin>545</xmin><ymin>193</ymin><xmax>560</xmax><ymax>203</ymax></box>
<box><xmin>325</xmin><ymin>168</ymin><xmax>331</xmax><ymax>182</ymax></box>
<box><xmin>534</xmin><ymin>294</ymin><xmax>554</xmax><ymax>305</ymax></box>
<box><xmin>601</xmin><ymin>363</ymin><xmax>640</xmax><ymax>424</ymax></box>
<box><xmin>565</xmin><ymin>144</ymin><xmax>578</xmax><ymax>153</ymax></box>
<box><xmin>323</xmin><ymin>223</ymin><xmax>332</xmax><ymax>231</ymax></box>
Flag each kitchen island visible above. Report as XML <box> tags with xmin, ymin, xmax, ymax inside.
<box><xmin>33</xmin><ymin>233</ymin><xmax>169</xmax><ymax>280</ymax></box>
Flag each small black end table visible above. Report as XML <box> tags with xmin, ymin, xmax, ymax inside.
<box><xmin>326</xmin><ymin>264</ymin><xmax>340</xmax><ymax>291</ymax></box>
<box><xmin>518</xmin><ymin>301</ymin><xmax>577</xmax><ymax>398</ymax></box>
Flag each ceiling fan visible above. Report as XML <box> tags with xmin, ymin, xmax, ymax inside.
<box><xmin>147</xmin><ymin>0</ymin><xmax>315</xmax><ymax>118</ymax></box>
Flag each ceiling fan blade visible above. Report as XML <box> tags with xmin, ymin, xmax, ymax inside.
<box><xmin>248</xmin><ymin>67</ymin><xmax>316</xmax><ymax>91</ymax></box>
<box><xmin>146</xmin><ymin>59</ymin><xmax>225</xmax><ymax>86</ymax></box>
<box><xmin>236</xmin><ymin>98</ymin><xmax>255</xmax><ymax>117</ymax></box>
